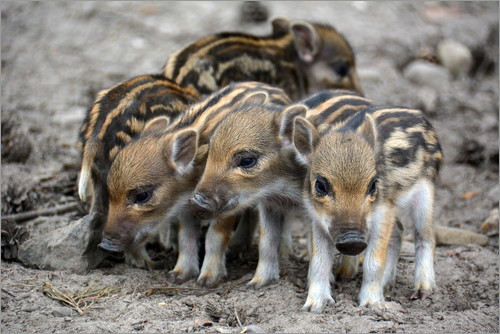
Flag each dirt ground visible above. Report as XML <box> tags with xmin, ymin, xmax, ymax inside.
<box><xmin>1</xmin><ymin>1</ymin><xmax>499</xmax><ymax>333</ymax></box>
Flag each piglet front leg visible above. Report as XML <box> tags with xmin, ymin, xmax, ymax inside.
<box><xmin>197</xmin><ymin>214</ymin><xmax>239</xmax><ymax>288</ymax></box>
<box><xmin>302</xmin><ymin>222</ymin><xmax>335</xmax><ymax>313</ymax></box>
<box><xmin>167</xmin><ymin>214</ymin><xmax>200</xmax><ymax>284</ymax></box>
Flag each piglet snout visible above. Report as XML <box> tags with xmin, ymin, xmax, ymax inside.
<box><xmin>98</xmin><ymin>236</ymin><xmax>125</xmax><ymax>258</ymax></box>
<box><xmin>189</xmin><ymin>193</ymin><xmax>216</xmax><ymax>220</ymax></box>
<box><xmin>335</xmin><ymin>231</ymin><xmax>367</xmax><ymax>256</ymax></box>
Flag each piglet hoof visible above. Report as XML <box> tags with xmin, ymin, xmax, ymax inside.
<box><xmin>247</xmin><ymin>276</ymin><xmax>278</xmax><ymax>290</ymax></box>
<box><xmin>301</xmin><ymin>295</ymin><xmax>334</xmax><ymax>313</ymax></box>
<box><xmin>166</xmin><ymin>270</ymin><xmax>196</xmax><ymax>285</ymax></box>
<box><xmin>301</xmin><ymin>286</ymin><xmax>335</xmax><ymax>313</ymax></box>
<box><xmin>196</xmin><ymin>274</ymin><xmax>226</xmax><ymax>289</ymax></box>
<box><xmin>358</xmin><ymin>294</ymin><xmax>384</xmax><ymax>308</ymax></box>
<box><xmin>410</xmin><ymin>289</ymin><xmax>431</xmax><ymax>300</ymax></box>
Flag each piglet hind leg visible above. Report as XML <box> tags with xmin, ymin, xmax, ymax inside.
<box><xmin>358</xmin><ymin>204</ymin><xmax>396</xmax><ymax>307</ymax></box>
<box><xmin>227</xmin><ymin>207</ymin><xmax>258</xmax><ymax>259</ymax></box>
<box><xmin>278</xmin><ymin>210</ymin><xmax>298</xmax><ymax>278</ymax></box>
<box><xmin>159</xmin><ymin>219</ymin><xmax>179</xmax><ymax>253</ymax></box>
<box><xmin>247</xmin><ymin>205</ymin><xmax>283</xmax><ymax>289</ymax></box>
<box><xmin>335</xmin><ymin>254</ymin><xmax>361</xmax><ymax>280</ymax></box>
<box><xmin>167</xmin><ymin>215</ymin><xmax>201</xmax><ymax>284</ymax></box>
<box><xmin>197</xmin><ymin>215</ymin><xmax>239</xmax><ymax>288</ymax></box>
<box><xmin>125</xmin><ymin>245</ymin><xmax>154</xmax><ymax>269</ymax></box>
<box><xmin>406</xmin><ymin>180</ymin><xmax>436</xmax><ymax>300</ymax></box>
<box><xmin>381</xmin><ymin>218</ymin><xmax>403</xmax><ymax>292</ymax></box>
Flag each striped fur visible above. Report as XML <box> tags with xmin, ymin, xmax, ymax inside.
<box><xmin>301</xmin><ymin>89</ymin><xmax>372</xmax><ymax>127</ymax></box>
<box><xmin>167</xmin><ymin>81</ymin><xmax>291</xmax><ymax>140</ymax></box>
<box><xmin>292</xmin><ymin>91</ymin><xmax>443</xmax><ymax>312</ymax></box>
<box><xmin>164</xmin><ymin>18</ymin><xmax>362</xmax><ymax>100</ymax></box>
<box><xmin>77</xmin><ymin>74</ymin><xmax>199</xmax><ymax>214</ymax></box>
<box><xmin>189</xmin><ymin>90</ymin><xmax>372</xmax><ymax>290</ymax></box>
<box><xmin>101</xmin><ymin>82</ymin><xmax>291</xmax><ymax>284</ymax></box>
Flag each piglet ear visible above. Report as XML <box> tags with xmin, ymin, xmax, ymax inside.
<box><xmin>293</xmin><ymin>117</ymin><xmax>318</xmax><ymax>165</ymax></box>
<box><xmin>277</xmin><ymin>104</ymin><xmax>308</xmax><ymax>147</ymax></box>
<box><xmin>142</xmin><ymin>116</ymin><xmax>171</xmax><ymax>134</ymax></box>
<box><xmin>195</xmin><ymin>144</ymin><xmax>209</xmax><ymax>162</ymax></box>
<box><xmin>169</xmin><ymin>128</ymin><xmax>198</xmax><ymax>174</ymax></box>
<box><xmin>271</xmin><ymin>17</ymin><xmax>291</xmax><ymax>35</ymax></box>
<box><xmin>242</xmin><ymin>91</ymin><xmax>269</xmax><ymax>105</ymax></box>
<box><xmin>291</xmin><ymin>21</ymin><xmax>320</xmax><ymax>63</ymax></box>
<box><xmin>356</xmin><ymin>113</ymin><xmax>378</xmax><ymax>151</ymax></box>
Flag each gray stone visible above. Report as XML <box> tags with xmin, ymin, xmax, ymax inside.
<box><xmin>370</xmin><ymin>301</ymin><xmax>405</xmax><ymax>323</ymax></box>
<box><xmin>52</xmin><ymin>306</ymin><xmax>75</xmax><ymax>317</ymax></box>
<box><xmin>17</xmin><ymin>213</ymin><xmax>108</xmax><ymax>274</ymax></box>
<box><xmin>240</xmin><ymin>1</ymin><xmax>269</xmax><ymax>23</ymax></box>
<box><xmin>437</xmin><ymin>39</ymin><xmax>473</xmax><ymax>78</ymax></box>
<box><xmin>371</xmin><ymin>301</ymin><xmax>404</xmax><ymax>313</ymax></box>
<box><xmin>241</xmin><ymin>325</ymin><xmax>266</xmax><ymax>333</ymax></box>
<box><xmin>403</xmin><ymin>60</ymin><xmax>451</xmax><ymax>90</ymax></box>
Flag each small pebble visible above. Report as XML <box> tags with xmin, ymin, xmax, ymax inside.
<box><xmin>241</xmin><ymin>324</ymin><xmax>266</xmax><ymax>333</ymax></box>
<box><xmin>403</xmin><ymin>60</ymin><xmax>450</xmax><ymax>90</ymax></box>
<box><xmin>52</xmin><ymin>306</ymin><xmax>74</xmax><ymax>317</ymax></box>
<box><xmin>437</xmin><ymin>39</ymin><xmax>472</xmax><ymax>78</ymax></box>
<box><xmin>1</xmin><ymin>116</ymin><xmax>32</xmax><ymax>163</ymax></box>
<box><xmin>21</xmin><ymin>306</ymin><xmax>38</xmax><ymax>313</ymax></box>
<box><xmin>240</xmin><ymin>1</ymin><xmax>269</xmax><ymax>23</ymax></box>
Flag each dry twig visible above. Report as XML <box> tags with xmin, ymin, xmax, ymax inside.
<box><xmin>36</xmin><ymin>281</ymin><xmax>125</xmax><ymax>315</ymax></box>
<box><xmin>1</xmin><ymin>202</ymin><xmax>81</xmax><ymax>222</ymax></box>
<box><xmin>234</xmin><ymin>306</ymin><xmax>243</xmax><ymax>328</ymax></box>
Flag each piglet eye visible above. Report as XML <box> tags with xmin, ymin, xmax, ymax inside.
<box><xmin>314</xmin><ymin>176</ymin><xmax>330</xmax><ymax>197</ymax></box>
<box><xmin>238</xmin><ymin>157</ymin><xmax>257</xmax><ymax>168</ymax></box>
<box><xmin>331</xmin><ymin>60</ymin><xmax>349</xmax><ymax>78</ymax></box>
<box><xmin>367</xmin><ymin>178</ymin><xmax>378</xmax><ymax>196</ymax></box>
<box><xmin>135</xmin><ymin>191</ymin><xmax>152</xmax><ymax>204</ymax></box>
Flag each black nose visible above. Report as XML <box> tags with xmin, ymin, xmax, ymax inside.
<box><xmin>335</xmin><ymin>231</ymin><xmax>367</xmax><ymax>256</ymax></box>
<box><xmin>98</xmin><ymin>237</ymin><xmax>125</xmax><ymax>258</ymax></box>
<box><xmin>189</xmin><ymin>193</ymin><xmax>215</xmax><ymax>219</ymax></box>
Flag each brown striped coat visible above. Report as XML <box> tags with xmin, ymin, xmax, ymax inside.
<box><xmin>188</xmin><ymin>90</ymin><xmax>372</xmax><ymax>290</ymax></box>
<box><xmin>100</xmin><ymin>81</ymin><xmax>291</xmax><ymax>282</ymax></box>
<box><xmin>292</xmin><ymin>91</ymin><xmax>442</xmax><ymax>312</ymax></box>
<box><xmin>164</xmin><ymin>18</ymin><xmax>363</xmax><ymax>100</ymax></box>
<box><xmin>78</xmin><ymin>74</ymin><xmax>199</xmax><ymax>215</ymax></box>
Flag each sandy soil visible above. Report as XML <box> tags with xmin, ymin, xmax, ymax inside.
<box><xmin>1</xmin><ymin>2</ymin><xmax>499</xmax><ymax>333</ymax></box>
